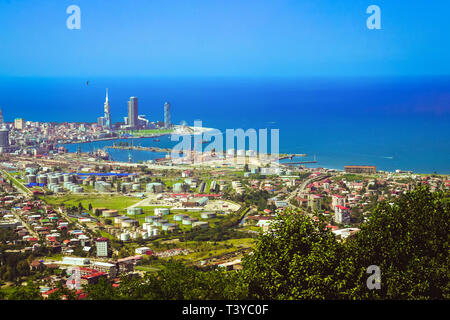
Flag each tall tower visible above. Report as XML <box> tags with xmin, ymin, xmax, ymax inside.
<box><xmin>0</xmin><ymin>127</ymin><xmax>9</xmax><ymax>149</ymax></box>
<box><xmin>128</xmin><ymin>97</ymin><xmax>138</xmax><ymax>129</ymax></box>
<box><xmin>0</xmin><ymin>107</ymin><xmax>4</xmax><ymax>124</ymax></box>
<box><xmin>164</xmin><ymin>102</ymin><xmax>171</xmax><ymax>129</ymax></box>
<box><xmin>104</xmin><ymin>88</ymin><xmax>111</xmax><ymax>129</ymax></box>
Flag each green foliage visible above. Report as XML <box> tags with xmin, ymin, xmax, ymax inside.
<box><xmin>84</xmin><ymin>262</ymin><xmax>245</xmax><ymax>300</ymax></box>
<box><xmin>240</xmin><ymin>186</ymin><xmax>450</xmax><ymax>300</ymax></box>
<box><xmin>3</xmin><ymin>283</ymin><xmax>42</xmax><ymax>300</ymax></box>
<box><xmin>240</xmin><ymin>213</ymin><xmax>347</xmax><ymax>299</ymax></box>
<box><xmin>344</xmin><ymin>186</ymin><xmax>450</xmax><ymax>299</ymax></box>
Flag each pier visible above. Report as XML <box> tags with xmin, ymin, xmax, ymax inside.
<box><xmin>104</xmin><ymin>146</ymin><xmax>172</xmax><ymax>153</ymax></box>
<box><xmin>279</xmin><ymin>154</ymin><xmax>307</xmax><ymax>160</ymax></box>
<box><xmin>284</xmin><ymin>161</ymin><xmax>318</xmax><ymax>165</ymax></box>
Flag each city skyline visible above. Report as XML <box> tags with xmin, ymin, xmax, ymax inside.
<box><xmin>0</xmin><ymin>0</ymin><xmax>448</xmax><ymax>305</ymax></box>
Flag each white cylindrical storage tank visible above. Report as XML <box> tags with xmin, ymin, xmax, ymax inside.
<box><xmin>143</xmin><ymin>223</ymin><xmax>151</xmax><ymax>230</ymax></box>
<box><xmin>37</xmin><ymin>175</ymin><xmax>47</xmax><ymax>184</ymax></box>
<box><xmin>146</xmin><ymin>182</ymin><xmax>163</xmax><ymax>193</ymax></box>
<box><xmin>127</xmin><ymin>207</ymin><xmax>143</xmax><ymax>216</ymax></box>
<box><xmin>172</xmin><ymin>183</ymin><xmax>187</xmax><ymax>193</ymax></box>
<box><xmin>49</xmin><ymin>176</ymin><xmax>59</xmax><ymax>184</ymax></box>
<box><xmin>174</xmin><ymin>214</ymin><xmax>186</xmax><ymax>221</ymax></box>
<box><xmin>154</xmin><ymin>208</ymin><xmax>170</xmax><ymax>216</ymax></box>
<box><xmin>182</xmin><ymin>218</ymin><xmax>192</xmax><ymax>225</ymax></box>
<box><xmin>120</xmin><ymin>233</ymin><xmax>130</xmax><ymax>241</ymax></box>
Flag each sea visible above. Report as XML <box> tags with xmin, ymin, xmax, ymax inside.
<box><xmin>0</xmin><ymin>76</ymin><xmax>449</xmax><ymax>174</ymax></box>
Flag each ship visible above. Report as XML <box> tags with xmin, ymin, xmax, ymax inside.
<box><xmin>93</xmin><ymin>149</ymin><xmax>109</xmax><ymax>161</ymax></box>
<box><xmin>153</xmin><ymin>138</ymin><xmax>160</xmax><ymax>142</ymax></box>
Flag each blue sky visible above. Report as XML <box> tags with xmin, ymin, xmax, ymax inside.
<box><xmin>0</xmin><ymin>0</ymin><xmax>449</xmax><ymax>77</ymax></box>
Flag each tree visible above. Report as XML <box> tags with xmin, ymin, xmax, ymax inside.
<box><xmin>343</xmin><ymin>186</ymin><xmax>450</xmax><ymax>299</ymax></box>
<box><xmin>83</xmin><ymin>277</ymin><xmax>119</xmax><ymax>300</ymax></box>
<box><xmin>6</xmin><ymin>284</ymin><xmax>42</xmax><ymax>300</ymax></box>
<box><xmin>88</xmin><ymin>203</ymin><xmax>93</xmax><ymax>212</ymax></box>
<box><xmin>239</xmin><ymin>212</ymin><xmax>347</xmax><ymax>299</ymax></box>
<box><xmin>16</xmin><ymin>260</ymin><xmax>30</xmax><ymax>277</ymax></box>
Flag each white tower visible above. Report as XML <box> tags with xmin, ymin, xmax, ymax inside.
<box><xmin>104</xmin><ymin>88</ymin><xmax>111</xmax><ymax>129</ymax></box>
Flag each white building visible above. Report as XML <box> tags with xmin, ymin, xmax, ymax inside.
<box><xmin>62</xmin><ymin>257</ymin><xmax>90</xmax><ymax>266</ymax></box>
<box><xmin>334</xmin><ymin>205</ymin><xmax>351</xmax><ymax>224</ymax></box>
<box><xmin>95</xmin><ymin>238</ymin><xmax>108</xmax><ymax>257</ymax></box>
<box><xmin>135</xmin><ymin>247</ymin><xmax>152</xmax><ymax>255</ymax></box>
<box><xmin>331</xmin><ymin>194</ymin><xmax>346</xmax><ymax>211</ymax></box>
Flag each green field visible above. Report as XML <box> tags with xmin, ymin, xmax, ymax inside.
<box><xmin>157</xmin><ymin>238</ymin><xmax>255</xmax><ymax>263</ymax></box>
<box><xmin>2</xmin><ymin>170</ymin><xmax>30</xmax><ymax>194</ymax></box>
<box><xmin>134</xmin><ymin>265</ymin><xmax>161</xmax><ymax>273</ymax></box>
<box><xmin>42</xmin><ymin>194</ymin><xmax>142</xmax><ymax>214</ymax></box>
<box><xmin>120</xmin><ymin>128</ymin><xmax>174</xmax><ymax>137</ymax></box>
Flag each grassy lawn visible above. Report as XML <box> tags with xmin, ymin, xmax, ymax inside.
<box><xmin>134</xmin><ymin>265</ymin><xmax>161</xmax><ymax>273</ymax></box>
<box><xmin>2</xmin><ymin>170</ymin><xmax>30</xmax><ymax>194</ymax></box>
<box><xmin>242</xmin><ymin>225</ymin><xmax>261</xmax><ymax>232</ymax></box>
<box><xmin>45</xmin><ymin>253</ymin><xmax>64</xmax><ymax>261</ymax></box>
<box><xmin>0</xmin><ymin>285</ymin><xmax>17</xmax><ymax>296</ymax></box>
<box><xmin>120</xmin><ymin>129</ymin><xmax>174</xmax><ymax>137</ymax></box>
<box><xmin>42</xmin><ymin>194</ymin><xmax>142</xmax><ymax>214</ymax></box>
<box><xmin>158</xmin><ymin>238</ymin><xmax>255</xmax><ymax>263</ymax></box>
<box><xmin>99</xmin><ymin>230</ymin><xmax>115</xmax><ymax>240</ymax></box>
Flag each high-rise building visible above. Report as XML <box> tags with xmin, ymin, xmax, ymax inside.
<box><xmin>164</xmin><ymin>102</ymin><xmax>171</xmax><ymax>128</ymax></box>
<box><xmin>0</xmin><ymin>108</ymin><xmax>4</xmax><ymax>124</ymax></box>
<box><xmin>97</xmin><ymin>116</ymin><xmax>105</xmax><ymax>127</ymax></box>
<box><xmin>128</xmin><ymin>97</ymin><xmax>138</xmax><ymax>129</ymax></box>
<box><xmin>96</xmin><ymin>237</ymin><xmax>109</xmax><ymax>257</ymax></box>
<box><xmin>104</xmin><ymin>88</ymin><xmax>112</xmax><ymax>129</ymax></box>
<box><xmin>334</xmin><ymin>205</ymin><xmax>351</xmax><ymax>224</ymax></box>
<box><xmin>0</xmin><ymin>127</ymin><xmax>9</xmax><ymax>149</ymax></box>
<box><xmin>14</xmin><ymin>118</ymin><xmax>25</xmax><ymax>130</ymax></box>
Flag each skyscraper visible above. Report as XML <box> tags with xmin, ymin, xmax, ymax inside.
<box><xmin>128</xmin><ymin>97</ymin><xmax>138</xmax><ymax>129</ymax></box>
<box><xmin>0</xmin><ymin>127</ymin><xmax>9</xmax><ymax>149</ymax></box>
<box><xmin>104</xmin><ymin>88</ymin><xmax>111</xmax><ymax>129</ymax></box>
<box><xmin>164</xmin><ymin>102</ymin><xmax>171</xmax><ymax>128</ymax></box>
<box><xmin>14</xmin><ymin>118</ymin><xmax>25</xmax><ymax>130</ymax></box>
<box><xmin>0</xmin><ymin>108</ymin><xmax>4</xmax><ymax>124</ymax></box>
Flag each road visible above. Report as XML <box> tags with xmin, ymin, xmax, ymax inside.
<box><xmin>58</xmin><ymin>207</ymin><xmax>89</xmax><ymax>234</ymax></box>
<box><xmin>1</xmin><ymin>169</ymin><xmax>31</xmax><ymax>195</ymax></box>
<box><xmin>11</xmin><ymin>209</ymin><xmax>40</xmax><ymax>239</ymax></box>
<box><xmin>286</xmin><ymin>174</ymin><xmax>332</xmax><ymax>211</ymax></box>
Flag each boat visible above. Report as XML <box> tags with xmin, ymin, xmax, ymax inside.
<box><xmin>153</xmin><ymin>138</ymin><xmax>160</xmax><ymax>142</ymax></box>
<box><xmin>93</xmin><ymin>149</ymin><xmax>109</xmax><ymax>161</ymax></box>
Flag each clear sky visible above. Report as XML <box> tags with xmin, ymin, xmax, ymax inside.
<box><xmin>0</xmin><ymin>0</ymin><xmax>449</xmax><ymax>77</ymax></box>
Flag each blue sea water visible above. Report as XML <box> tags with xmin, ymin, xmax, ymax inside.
<box><xmin>0</xmin><ymin>76</ymin><xmax>449</xmax><ymax>173</ymax></box>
